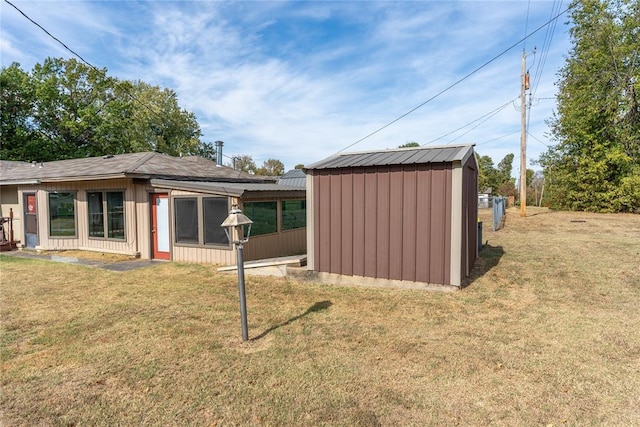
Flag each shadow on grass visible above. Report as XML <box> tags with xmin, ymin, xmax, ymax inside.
<box><xmin>462</xmin><ymin>243</ymin><xmax>505</xmax><ymax>288</ymax></box>
<box><xmin>251</xmin><ymin>300</ymin><xmax>332</xmax><ymax>341</ymax></box>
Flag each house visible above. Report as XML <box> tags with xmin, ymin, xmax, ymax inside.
<box><xmin>278</xmin><ymin>169</ymin><xmax>307</xmax><ymax>187</ymax></box>
<box><xmin>0</xmin><ymin>152</ymin><xmax>306</xmax><ymax>264</ymax></box>
<box><xmin>303</xmin><ymin>144</ymin><xmax>478</xmax><ymax>289</ymax></box>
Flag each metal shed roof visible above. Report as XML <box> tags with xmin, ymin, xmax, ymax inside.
<box><xmin>304</xmin><ymin>144</ymin><xmax>475</xmax><ymax>171</ymax></box>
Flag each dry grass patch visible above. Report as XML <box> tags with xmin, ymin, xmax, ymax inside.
<box><xmin>1</xmin><ymin>208</ymin><xmax>639</xmax><ymax>426</ymax></box>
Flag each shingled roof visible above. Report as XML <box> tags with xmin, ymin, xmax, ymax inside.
<box><xmin>0</xmin><ymin>152</ymin><xmax>274</xmax><ymax>185</ymax></box>
<box><xmin>304</xmin><ymin>144</ymin><xmax>475</xmax><ymax>171</ymax></box>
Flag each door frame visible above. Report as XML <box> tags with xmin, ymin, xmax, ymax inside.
<box><xmin>151</xmin><ymin>193</ymin><xmax>170</xmax><ymax>260</ymax></box>
<box><xmin>23</xmin><ymin>192</ymin><xmax>38</xmax><ymax>248</ymax></box>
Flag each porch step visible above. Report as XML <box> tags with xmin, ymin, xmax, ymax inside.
<box><xmin>218</xmin><ymin>254</ymin><xmax>307</xmax><ymax>273</ymax></box>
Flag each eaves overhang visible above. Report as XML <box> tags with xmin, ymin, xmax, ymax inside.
<box><xmin>0</xmin><ymin>179</ymin><xmax>40</xmax><ymax>185</ymax></box>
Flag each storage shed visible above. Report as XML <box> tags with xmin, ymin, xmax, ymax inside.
<box><xmin>303</xmin><ymin>144</ymin><xmax>478</xmax><ymax>289</ymax></box>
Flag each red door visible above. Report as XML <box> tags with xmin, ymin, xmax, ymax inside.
<box><xmin>151</xmin><ymin>193</ymin><xmax>170</xmax><ymax>260</ymax></box>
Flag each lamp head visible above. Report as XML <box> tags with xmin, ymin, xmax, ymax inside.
<box><xmin>221</xmin><ymin>205</ymin><xmax>253</xmax><ymax>244</ymax></box>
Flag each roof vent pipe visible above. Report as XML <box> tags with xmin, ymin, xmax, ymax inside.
<box><xmin>215</xmin><ymin>141</ymin><xmax>224</xmax><ymax>166</ymax></box>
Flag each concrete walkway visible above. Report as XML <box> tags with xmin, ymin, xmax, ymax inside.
<box><xmin>1</xmin><ymin>250</ymin><xmax>161</xmax><ymax>271</ymax></box>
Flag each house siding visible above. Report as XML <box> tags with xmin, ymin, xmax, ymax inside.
<box><xmin>16</xmin><ymin>179</ymin><xmax>142</xmax><ymax>256</ymax></box>
<box><xmin>311</xmin><ymin>163</ymin><xmax>453</xmax><ymax>285</ymax></box>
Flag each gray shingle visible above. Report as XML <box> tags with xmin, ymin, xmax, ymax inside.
<box><xmin>0</xmin><ymin>152</ymin><xmax>275</xmax><ymax>184</ymax></box>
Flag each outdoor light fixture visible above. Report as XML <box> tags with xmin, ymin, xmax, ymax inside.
<box><xmin>221</xmin><ymin>205</ymin><xmax>253</xmax><ymax>341</ymax></box>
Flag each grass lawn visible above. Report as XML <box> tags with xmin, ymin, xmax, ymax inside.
<box><xmin>1</xmin><ymin>207</ymin><xmax>639</xmax><ymax>426</ymax></box>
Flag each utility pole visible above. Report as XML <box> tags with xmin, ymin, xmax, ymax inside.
<box><xmin>520</xmin><ymin>50</ymin><xmax>529</xmax><ymax>218</ymax></box>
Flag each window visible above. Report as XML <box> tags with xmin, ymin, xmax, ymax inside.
<box><xmin>243</xmin><ymin>201</ymin><xmax>277</xmax><ymax>236</ymax></box>
<box><xmin>281</xmin><ymin>199</ymin><xmax>306</xmax><ymax>230</ymax></box>
<box><xmin>175</xmin><ymin>198</ymin><xmax>199</xmax><ymax>243</ymax></box>
<box><xmin>49</xmin><ymin>192</ymin><xmax>76</xmax><ymax>237</ymax></box>
<box><xmin>174</xmin><ymin>196</ymin><xmax>230</xmax><ymax>246</ymax></box>
<box><xmin>204</xmin><ymin>197</ymin><xmax>229</xmax><ymax>245</ymax></box>
<box><xmin>88</xmin><ymin>191</ymin><xmax>125</xmax><ymax>240</ymax></box>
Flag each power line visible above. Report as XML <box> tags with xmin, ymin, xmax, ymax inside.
<box><xmin>476</xmin><ymin>130</ymin><xmax>521</xmax><ymax>146</ymax></box>
<box><xmin>523</xmin><ymin>0</ymin><xmax>532</xmax><ymax>51</ymax></box>
<box><xmin>337</xmin><ymin>4</ymin><xmax>570</xmax><ymax>154</ymax></box>
<box><xmin>527</xmin><ymin>131</ymin><xmax>550</xmax><ymax>147</ymax></box>
<box><xmin>4</xmin><ymin>0</ymin><xmax>197</xmax><ymax>152</ymax></box>
<box><xmin>531</xmin><ymin>0</ymin><xmax>564</xmax><ymax>97</ymax></box>
<box><xmin>423</xmin><ymin>97</ymin><xmax>516</xmax><ymax>146</ymax></box>
<box><xmin>4</xmin><ymin>0</ymin><xmax>98</xmax><ymax>71</ymax></box>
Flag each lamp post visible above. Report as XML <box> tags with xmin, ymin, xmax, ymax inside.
<box><xmin>221</xmin><ymin>205</ymin><xmax>253</xmax><ymax>342</ymax></box>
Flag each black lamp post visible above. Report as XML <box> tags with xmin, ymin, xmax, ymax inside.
<box><xmin>221</xmin><ymin>205</ymin><xmax>253</xmax><ymax>341</ymax></box>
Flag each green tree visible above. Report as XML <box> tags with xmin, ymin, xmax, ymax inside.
<box><xmin>0</xmin><ymin>64</ymin><xmax>37</xmax><ymax>160</ymax></box>
<box><xmin>476</xmin><ymin>154</ymin><xmax>496</xmax><ymax>192</ymax></box>
<box><xmin>256</xmin><ymin>158</ymin><xmax>285</xmax><ymax>176</ymax></box>
<box><xmin>232</xmin><ymin>155</ymin><xmax>257</xmax><ymax>174</ymax></box>
<box><xmin>540</xmin><ymin>0</ymin><xmax>640</xmax><ymax>212</ymax></box>
<box><xmin>476</xmin><ymin>152</ymin><xmax>518</xmax><ymax>196</ymax></box>
<box><xmin>399</xmin><ymin>142</ymin><xmax>420</xmax><ymax>148</ymax></box>
<box><xmin>125</xmin><ymin>80</ymin><xmax>202</xmax><ymax>157</ymax></box>
<box><xmin>497</xmin><ymin>153</ymin><xmax>515</xmax><ymax>184</ymax></box>
<box><xmin>0</xmin><ymin>58</ymin><xmax>205</xmax><ymax>161</ymax></box>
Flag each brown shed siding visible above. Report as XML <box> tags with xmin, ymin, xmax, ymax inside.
<box><xmin>376</xmin><ymin>169</ymin><xmax>390</xmax><ymax>279</ymax></box>
<box><xmin>364</xmin><ymin>170</ymin><xmax>377</xmax><ymax>278</ymax></box>
<box><xmin>311</xmin><ymin>163</ymin><xmax>453</xmax><ymax>284</ymax></box>
<box><xmin>462</xmin><ymin>154</ymin><xmax>479</xmax><ymax>277</ymax></box>
<box><xmin>340</xmin><ymin>172</ymin><xmax>353</xmax><ymax>276</ymax></box>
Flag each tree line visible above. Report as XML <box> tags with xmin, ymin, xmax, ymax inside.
<box><xmin>1</xmin><ymin>58</ymin><xmax>210</xmax><ymax>162</ymax></box>
<box><xmin>0</xmin><ymin>57</ymin><xmax>286</xmax><ymax>176</ymax></box>
<box><xmin>3</xmin><ymin>0</ymin><xmax>638</xmax><ymax>213</ymax></box>
<box><xmin>539</xmin><ymin>0</ymin><xmax>639</xmax><ymax>212</ymax></box>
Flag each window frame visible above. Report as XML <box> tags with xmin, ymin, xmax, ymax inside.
<box><xmin>87</xmin><ymin>189</ymin><xmax>126</xmax><ymax>241</ymax></box>
<box><xmin>47</xmin><ymin>191</ymin><xmax>77</xmax><ymax>238</ymax></box>
<box><xmin>242</xmin><ymin>200</ymin><xmax>278</xmax><ymax>237</ymax></box>
<box><xmin>281</xmin><ymin>199</ymin><xmax>306</xmax><ymax>231</ymax></box>
<box><xmin>172</xmin><ymin>195</ymin><xmax>231</xmax><ymax>248</ymax></box>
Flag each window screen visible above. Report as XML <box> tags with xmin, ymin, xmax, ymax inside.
<box><xmin>204</xmin><ymin>197</ymin><xmax>229</xmax><ymax>245</ymax></box>
<box><xmin>175</xmin><ymin>198</ymin><xmax>199</xmax><ymax>243</ymax></box>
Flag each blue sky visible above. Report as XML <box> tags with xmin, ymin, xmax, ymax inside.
<box><xmin>1</xmin><ymin>1</ymin><xmax>571</xmax><ymax>175</ymax></box>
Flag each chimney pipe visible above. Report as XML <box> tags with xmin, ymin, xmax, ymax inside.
<box><xmin>215</xmin><ymin>141</ymin><xmax>224</xmax><ymax>166</ymax></box>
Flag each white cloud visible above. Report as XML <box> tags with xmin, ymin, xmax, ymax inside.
<box><xmin>1</xmin><ymin>0</ymin><xmax>571</xmax><ymax>172</ymax></box>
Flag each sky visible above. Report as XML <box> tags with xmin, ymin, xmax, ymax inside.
<box><xmin>1</xmin><ymin>0</ymin><xmax>572</xmax><ymax>176</ymax></box>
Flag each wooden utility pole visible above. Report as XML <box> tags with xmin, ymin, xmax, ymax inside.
<box><xmin>520</xmin><ymin>50</ymin><xmax>528</xmax><ymax>218</ymax></box>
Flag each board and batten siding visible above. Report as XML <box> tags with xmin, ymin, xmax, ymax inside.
<box><xmin>462</xmin><ymin>154</ymin><xmax>479</xmax><ymax>279</ymax></box>
<box><xmin>244</xmin><ymin>228</ymin><xmax>306</xmax><ymax>261</ymax></box>
<box><xmin>310</xmin><ymin>164</ymin><xmax>453</xmax><ymax>285</ymax></box>
<box><xmin>16</xmin><ymin>179</ymin><xmax>142</xmax><ymax>256</ymax></box>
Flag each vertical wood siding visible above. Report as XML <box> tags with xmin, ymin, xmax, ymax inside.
<box><xmin>243</xmin><ymin>228</ymin><xmax>306</xmax><ymax>261</ymax></box>
<box><xmin>13</xmin><ymin>182</ymin><xmax>305</xmax><ymax>265</ymax></box>
<box><xmin>312</xmin><ymin>164</ymin><xmax>454</xmax><ymax>285</ymax></box>
<box><xmin>17</xmin><ymin>179</ymin><xmax>142</xmax><ymax>256</ymax></box>
<box><xmin>463</xmin><ymin>155</ymin><xmax>479</xmax><ymax>278</ymax></box>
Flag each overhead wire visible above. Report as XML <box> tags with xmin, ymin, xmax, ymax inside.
<box><xmin>423</xmin><ymin>97</ymin><xmax>517</xmax><ymax>146</ymax></box>
<box><xmin>3</xmin><ymin>0</ymin><xmax>199</xmax><ymax>154</ymax></box>
<box><xmin>525</xmin><ymin>0</ymin><xmax>564</xmax><ymax>147</ymax></box>
<box><xmin>523</xmin><ymin>0</ymin><xmax>532</xmax><ymax>52</ymax></box>
<box><xmin>475</xmin><ymin>130</ymin><xmax>521</xmax><ymax>146</ymax></box>
<box><xmin>336</xmin><ymin>4</ymin><xmax>570</xmax><ymax>154</ymax></box>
